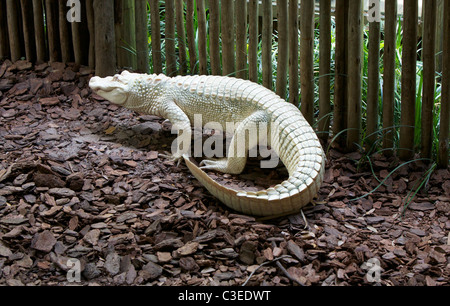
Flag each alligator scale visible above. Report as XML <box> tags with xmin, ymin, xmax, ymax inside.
<box><xmin>90</xmin><ymin>71</ymin><xmax>325</xmax><ymax>217</ymax></box>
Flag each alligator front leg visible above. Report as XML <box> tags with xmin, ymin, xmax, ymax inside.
<box><xmin>158</xmin><ymin>99</ymin><xmax>192</xmax><ymax>163</ymax></box>
<box><xmin>200</xmin><ymin>111</ymin><xmax>269</xmax><ymax>175</ymax></box>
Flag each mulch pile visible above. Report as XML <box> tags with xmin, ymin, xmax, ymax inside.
<box><xmin>0</xmin><ymin>60</ymin><xmax>449</xmax><ymax>286</ymax></box>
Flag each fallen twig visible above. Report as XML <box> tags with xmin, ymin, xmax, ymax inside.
<box><xmin>241</xmin><ymin>255</ymin><xmax>295</xmax><ymax>287</ymax></box>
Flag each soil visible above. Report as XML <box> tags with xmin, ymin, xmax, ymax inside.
<box><xmin>0</xmin><ymin>60</ymin><xmax>449</xmax><ymax>286</ymax></box>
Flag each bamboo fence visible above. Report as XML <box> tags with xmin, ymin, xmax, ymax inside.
<box><xmin>0</xmin><ymin>0</ymin><xmax>448</xmax><ymax>167</ymax></box>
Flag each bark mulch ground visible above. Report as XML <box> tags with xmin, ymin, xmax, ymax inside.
<box><xmin>0</xmin><ymin>60</ymin><xmax>449</xmax><ymax>286</ymax></box>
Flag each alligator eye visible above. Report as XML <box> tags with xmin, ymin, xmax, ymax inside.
<box><xmin>113</xmin><ymin>75</ymin><xmax>120</xmax><ymax>82</ymax></box>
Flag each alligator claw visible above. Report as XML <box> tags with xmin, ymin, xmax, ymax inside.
<box><xmin>159</xmin><ymin>151</ymin><xmax>183</xmax><ymax>167</ymax></box>
<box><xmin>199</xmin><ymin>158</ymin><xmax>228</xmax><ymax>173</ymax></box>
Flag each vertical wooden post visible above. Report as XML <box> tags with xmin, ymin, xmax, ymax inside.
<box><xmin>165</xmin><ymin>0</ymin><xmax>177</xmax><ymax>75</ymax></box>
<box><xmin>0</xmin><ymin>1</ymin><xmax>9</xmax><ymax>60</ymax></box>
<box><xmin>176</xmin><ymin>0</ymin><xmax>187</xmax><ymax>75</ymax></box>
<box><xmin>45</xmin><ymin>0</ymin><xmax>61</xmax><ymax>62</ymax></box>
<box><xmin>248</xmin><ymin>0</ymin><xmax>259</xmax><ymax>82</ymax></box>
<box><xmin>196</xmin><ymin>0</ymin><xmax>208</xmax><ymax>75</ymax></box>
<box><xmin>421</xmin><ymin>0</ymin><xmax>437</xmax><ymax>159</ymax></box>
<box><xmin>366</xmin><ymin>2</ymin><xmax>381</xmax><ymax>148</ymax></box>
<box><xmin>71</xmin><ymin>1</ymin><xmax>82</xmax><ymax>64</ymax></box>
<box><xmin>32</xmin><ymin>0</ymin><xmax>46</xmax><ymax>63</ymax></box>
<box><xmin>81</xmin><ymin>1</ymin><xmax>90</xmax><ymax>65</ymax></box>
<box><xmin>149</xmin><ymin>0</ymin><xmax>162</xmax><ymax>74</ymax></box>
<box><xmin>399</xmin><ymin>0</ymin><xmax>418</xmax><ymax>160</ymax></box>
<box><xmin>300</xmin><ymin>0</ymin><xmax>315</xmax><ymax>125</ymax></box>
<box><xmin>93</xmin><ymin>0</ymin><xmax>116</xmax><ymax>77</ymax></box>
<box><xmin>20</xmin><ymin>0</ymin><xmax>36</xmax><ymax>62</ymax></box>
<box><xmin>262</xmin><ymin>0</ymin><xmax>273</xmax><ymax>89</ymax></box>
<box><xmin>288</xmin><ymin>0</ymin><xmax>299</xmax><ymax>106</ymax></box>
<box><xmin>346</xmin><ymin>0</ymin><xmax>363</xmax><ymax>151</ymax></box>
<box><xmin>86</xmin><ymin>0</ymin><xmax>95</xmax><ymax>68</ymax></box>
<box><xmin>135</xmin><ymin>0</ymin><xmax>149</xmax><ymax>73</ymax></box>
<box><xmin>333</xmin><ymin>0</ymin><xmax>349</xmax><ymax>147</ymax></box>
<box><xmin>236</xmin><ymin>0</ymin><xmax>248</xmax><ymax>79</ymax></box>
<box><xmin>71</xmin><ymin>0</ymin><xmax>89</xmax><ymax>65</ymax></box>
<box><xmin>209</xmin><ymin>0</ymin><xmax>221</xmax><ymax>75</ymax></box>
<box><xmin>59</xmin><ymin>0</ymin><xmax>73</xmax><ymax>63</ymax></box>
<box><xmin>221</xmin><ymin>1</ymin><xmax>235</xmax><ymax>76</ymax></box>
<box><xmin>276</xmin><ymin>0</ymin><xmax>288</xmax><ymax>99</ymax></box>
<box><xmin>6</xmin><ymin>0</ymin><xmax>22</xmax><ymax>62</ymax></box>
<box><xmin>186</xmin><ymin>0</ymin><xmax>198</xmax><ymax>74</ymax></box>
<box><xmin>435</xmin><ymin>0</ymin><xmax>444</xmax><ymax>74</ymax></box>
<box><xmin>382</xmin><ymin>0</ymin><xmax>397</xmax><ymax>156</ymax></box>
<box><xmin>438</xmin><ymin>0</ymin><xmax>449</xmax><ymax>168</ymax></box>
<box><xmin>318</xmin><ymin>0</ymin><xmax>331</xmax><ymax>141</ymax></box>
<box><xmin>115</xmin><ymin>0</ymin><xmax>136</xmax><ymax>70</ymax></box>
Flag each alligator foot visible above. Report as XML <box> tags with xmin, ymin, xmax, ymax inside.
<box><xmin>159</xmin><ymin>151</ymin><xmax>183</xmax><ymax>167</ymax></box>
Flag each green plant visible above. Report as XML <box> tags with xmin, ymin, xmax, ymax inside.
<box><xmin>349</xmin><ymin>158</ymin><xmax>436</xmax><ymax>209</ymax></box>
<box><xmin>400</xmin><ymin>162</ymin><xmax>436</xmax><ymax>216</ymax></box>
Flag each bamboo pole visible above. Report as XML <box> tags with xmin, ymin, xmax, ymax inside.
<box><xmin>186</xmin><ymin>0</ymin><xmax>198</xmax><ymax>74</ymax></box>
<box><xmin>346</xmin><ymin>0</ymin><xmax>363</xmax><ymax>151</ymax></box>
<box><xmin>382</xmin><ymin>0</ymin><xmax>397</xmax><ymax>156</ymax></box>
<box><xmin>176</xmin><ymin>0</ymin><xmax>187</xmax><ymax>75</ymax></box>
<box><xmin>333</xmin><ymin>0</ymin><xmax>349</xmax><ymax>147</ymax></box>
<box><xmin>209</xmin><ymin>0</ymin><xmax>221</xmax><ymax>75</ymax></box>
<box><xmin>276</xmin><ymin>0</ymin><xmax>288</xmax><ymax>99</ymax></box>
<box><xmin>438</xmin><ymin>0</ymin><xmax>449</xmax><ymax>168</ymax></box>
<box><xmin>300</xmin><ymin>0</ymin><xmax>315</xmax><ymax>125</ymax></box>
<box><xmin>86</xmin><ymin>0</ymin><xmax>95</xmax><ymax>68</ymax></box>
<box><xmin>149</xmin><ymin>0</ymin><xmax>162</xmax><ymax>74</ymax></box>
<box><xmin>262</xmin><ymin>0</ymin><xmax>273</xmax><ymax>89</ymax></box>
<box><xmin>236</xmin><ymin>0</ymin><xmax>248</xmax><ymax>79</ymax></box>
<box><xmin>0</xmin><ymin>1</ymin><xmax>9</xmax><ymax>60</ymax></box>
<box><xmin>435</xmin><ymin>0</ymin><xmax>444</xmax><ymax>74</ymax></box>
<box><xmin>93</xmin><ymin>0</ymin><xmax>116</xmax><ymax>77</ymax></box>
<box><xmin>366</xmin><ymin>3</ymin><xmax>381</xmax><ymax>148</ymax></box>
<box><xmin>221</xmin><ymin>1</ymin><xmax>235</xmax><ymax>76</ymax></box>
<box><xmin>288</xmin><ymin>0</ymin><xmax>299</xmax><ymax>106</ymax></box>
<box><xmin>248</xmin><ymin>0</ymin><xmax>259</xmax><ymax>82</ymax></box>
<box><xmin>59</xmin><ymin>0</ymin><xmax>73</xmax><ymax>63</ymax></box>
<box><xmin>165</xmin><ymin>0</ymin><xmax>177</xmax><ymax>75</ymax></box>
<box><xmin>45</xmin><ymin>0</ymin><xmax>60</xmax><ymax>62</ymax></box>
<box><xmin>136</xmin><ymin>0</ymin><xmax>149</xmax><ymax>73</ymax></box>
<box><xmin>6</xmin><ymin>0</ymin><xmax>22</xmax><ymax>62</ymax></box>
<box><xmin>196</xmin><ymin>0</ymin><xmax>207</xmax><ymax>75</ymax></box>
<box><xmin>32</xmin><ymin>0</ymin><xmax>46</xmax><ymax>62</ymax></box>
<box><xmin>318</xmin><ymin>0</ymin><xmax>331</xmax><ymax>140</ymax></box>
<box><xmin>421</xmin><ymin>0</ymin><xmax>437</xmax><ymax>159</ymax></box>
<box><xmin>72</xmin><ymin>0</ymin><xmax>89</xmax><ymax>65</ymax></box>
<box><xmin>81</xmin><ymin>2</ymin><xmax>89</xmax><ymax>65</ymax></box>
<box><xmin>20</xmin><ymin>0</ymin><xmax>36</xmax><ymax>62</ymax></box>
<box><xmin>71</xmin><ymin>1</ymin><xmax>82</xmax><ymax>65</ymax></box>
<box><xmin>399</xmin><ymin>0</ymin><xmax>418</xmax><ymax>160</ymax></box>
<box><xmin>115</xmin><ymin>0</ymin><xmax>136</xmax><ymax>70</ymax></box>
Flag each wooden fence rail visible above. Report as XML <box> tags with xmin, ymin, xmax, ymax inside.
<box><xmin>0</xmin><ymin>0</ymin><xmax>448</xmax><ymax>168</ymax></box>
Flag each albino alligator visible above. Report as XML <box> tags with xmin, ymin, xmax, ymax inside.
<box><xmin>89</xmin><ymin>71</ymin><xmax>325</xmax><ymax>217</ymax></box>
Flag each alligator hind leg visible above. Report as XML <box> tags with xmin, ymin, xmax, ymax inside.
<box><xmin>200</xmin><ymin>111</ymin><xmax>270</xmax><ymax>175</ymax></box>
